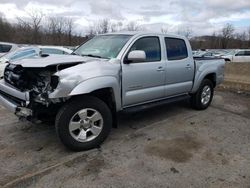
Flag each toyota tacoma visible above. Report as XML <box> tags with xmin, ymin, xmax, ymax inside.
<box><xmin>0</xmin><ymin>32</ymin><xmax>225</xmax><ymax>151</ymax></box>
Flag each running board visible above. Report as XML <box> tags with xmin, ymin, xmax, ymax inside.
<box><xmin>123</xmin><ymin>94</ymin><xmax>190</xmax><ymax>113</ymax></box>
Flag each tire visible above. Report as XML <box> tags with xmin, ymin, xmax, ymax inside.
<box><xmin>190</xmin><ymin>79</ymin><xmax>214</xmax><ymax>110</ymax></box>
<box><xmin>55</xmin><ymin>96</ymin><xmax>112</xmax><ymax>151</ymax></box>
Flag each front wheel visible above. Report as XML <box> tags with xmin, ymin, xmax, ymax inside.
<box><xmin>191</xmin><ymin>79</ymin><xmax>214</xmax><ymax>110</ymax></box>
<box><xmin>55</xmin><ymin>96</ymin><xmax>112</xmax><ymax>151</ymax></box>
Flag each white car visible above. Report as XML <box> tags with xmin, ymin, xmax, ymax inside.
<box><xmin>0</xmin><ymin>42</ymin><xmax>18</xmax><ymax>57</ymax></box>
<box><xmin>222</xmin><ymin>49</ymin><xmax>250</xmax><ymax>63</ymax></box>
<box><xmin>193</xmin><ymin>51</ymin><xmax>214</xmax><ymax>58</ymax></box>
<box><xmin>0</xmin><ymin>47</ymin><xmax>40</xmax><ymax>77</ymax></box>
<box><xmin>39</xmin><ymin>46</ymin><xmax>73</xmax><ymax>55</ymax></box>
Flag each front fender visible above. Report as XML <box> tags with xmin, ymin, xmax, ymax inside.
<box><xmin>69</xmin><ymin>76</ymin><xmax>121</xmax><ymax>110</ymax></box>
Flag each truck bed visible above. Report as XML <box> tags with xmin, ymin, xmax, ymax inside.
<box><xmin>194</xmin><ymin>57</ymin><xmax>224</xmax><ymax>60</ymax></box>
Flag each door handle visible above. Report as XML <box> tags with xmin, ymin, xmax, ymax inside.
<box><xmin>157</xmin><ymin>66</ymin><xmax>165</xmax><ymax>72</ymax></box>
<box><xmin>185</xmin><ymin>64</ymin><xmax>191</xmax><ymax>69</ymax></box>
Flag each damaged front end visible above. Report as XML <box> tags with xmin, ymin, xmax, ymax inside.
<box><xmin>1</xmin><ymin>62</ymin><xmax>79</xmax><ymax>120</ymax></box>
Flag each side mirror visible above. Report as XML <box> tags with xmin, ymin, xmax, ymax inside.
<box><xmin>125</xmin><ymin>50</ymin><xmax>146</xmax><ymax>63</ymax></box>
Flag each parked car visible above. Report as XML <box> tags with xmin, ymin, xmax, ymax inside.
<box><xmin>0</xmin><ymin>32</ymin><xmax>225</xmax><ymax>151</ymax></box>
<box><xmin>193</xmin><ymin>51</ymin><xmax>215</xmax><ymax>58</ymax></box>
<box><xmin>222</xmin><ymin>49</ymin><xmax>250</xmax><ymax>63</ymax></box>
<box><xmin>0</xmin><ymin>42</ymin><xmax>18</xmax><ymax>57</ymax></box>
<box><xmin>0</xmin><ymin>47</ymin><xmax>40</xmax><ymax>77</ymax></box>
<box><xmin>39</xmin><ymin>46</ymin><xmax>73</xmax><ymax>55</ymax></box>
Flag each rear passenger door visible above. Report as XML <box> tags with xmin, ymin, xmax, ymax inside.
<box><xmin>164</xmin><ymin>37</ymin><xmax>194</xmax><ymax>96</ymax></box>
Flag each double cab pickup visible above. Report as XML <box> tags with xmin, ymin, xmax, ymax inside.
<box><xmin>0</xmin><ymin>32</ymin><xmax>225</xmax><ymax>151</ymax></box>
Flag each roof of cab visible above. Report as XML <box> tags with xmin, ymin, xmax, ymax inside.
<box><xmin>100</xmin><ymin>31</ymin><xmax>187</xmax><ymax>40</ymax></box>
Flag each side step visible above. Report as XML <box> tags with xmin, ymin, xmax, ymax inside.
<box><xmin>123</xmin><ymin>94</ymin><xmax>190</xmax><ymax>113</ymax></box>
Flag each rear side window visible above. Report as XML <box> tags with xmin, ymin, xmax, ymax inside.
<box><xmin>235</xmin><ymin>51</ymin><xmax>245</xmax><ymax>56</ymax></box>
<box><xmin>0</xmin><ymin>44</ymin><xmax>12</xmax><ymax>53</ymax></box>
<box><xmin>244</xmin><ymin>51</ymin><xmax>250</xmax><ymax>56</ymax></box>
<box><xmin>129</xmin><ymin>36</ymin><xmax>161</xmax><ymax>62</ymax></box>
<box><xmin>10</xmin><ymin>50</ymin><xmax>36</xmax><ymax>60</ymax></box>
<box><xmin>41</xmin><ymin>48</ymin><xmax>64</xmax><ymax>55</ymax></box>
<box><xmin>165</xmin><ymin>38</ymin><xmax>188</xmax><ymax>60</ymax></box>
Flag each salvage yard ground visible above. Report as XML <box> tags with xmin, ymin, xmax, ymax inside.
<box><xmin>0</xmin><ymin>90</ymin><xmax>250</xmax><ymax>188</ymax></box>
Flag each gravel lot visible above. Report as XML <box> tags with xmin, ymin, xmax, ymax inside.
<box><xmin>0</xmin><ymin>90</ymin><xmax>250</xmax><ymax>188</ymax></box>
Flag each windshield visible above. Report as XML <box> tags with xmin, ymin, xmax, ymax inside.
<box><xmin>227</xmin><ymin>50</ymin><xmax>237</xmax><ymax>55</ymax></box>
<box><xmin>74</xmin><ymin>35</ymin><xmax>132</xmax><ymax>59</ymax></box>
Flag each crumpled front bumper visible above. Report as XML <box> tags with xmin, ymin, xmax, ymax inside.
<box><xmin>0</xmin><ymin>79</ymin><xmax>32</xmax><ymax>117</ymax></box>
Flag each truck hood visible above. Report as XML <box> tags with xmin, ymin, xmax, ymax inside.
<box><xmin>10</xmin><ymin>54</ymin><xmax>89</xmax><ymax>68</ymax></box>
<box><xmin>221</xmin><ymin>55</ymin><xmax>233</xmax><ymax>58</ymax></box>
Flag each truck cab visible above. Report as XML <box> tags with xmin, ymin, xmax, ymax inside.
<box><xmin>120</xmin><ymin>33</ymin><xmax>194</xmax><ymax>107</ymax></box>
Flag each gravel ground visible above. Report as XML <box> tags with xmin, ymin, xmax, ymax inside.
<box><xmin>0</xmin><ymin>90</ymin><xmax>250</xmax><ymax>188</ymax></box>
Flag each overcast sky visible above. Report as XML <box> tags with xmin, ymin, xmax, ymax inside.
<box><xmin>0</xmin><ymin>0</ymin><xmax>250</xmax><ymax>36</ymax></box>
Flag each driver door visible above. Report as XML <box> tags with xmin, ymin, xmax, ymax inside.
<box><xmin>121</xmin><ymin>36</ymin><xmax>165</xmax><ymax>107</ymax></box>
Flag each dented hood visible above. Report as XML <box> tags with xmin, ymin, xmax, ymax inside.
<box><xmin>10</xmin><ymin>54</ymin><xmax>87</xmax><ymax>68</ymax></box>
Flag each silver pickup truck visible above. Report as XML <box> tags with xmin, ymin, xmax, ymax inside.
<box><xmin>0</xmin><ymin>32</ymin><xmax>225</xmax><ymax>151</ymax></box>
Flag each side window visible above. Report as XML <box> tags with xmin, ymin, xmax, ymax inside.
<box><xmin>0</xmin><ymin>44</ymin><xmax>12</xmax><ymax>53</ymax></box>
<box><xmin>41</xmin><ymin>48</ymin><xmax>64</xmax><ymax>55</ymax></box>
<box><xmin>10</xmin><ymin>49</ymin><xmax>36</xmax><ymax>61</ymax></box>
<box><xmin>128</xmin><ymin>37</ymin><xmax>161</xmax><ymax>62</ymax></box>
<box><xmin>165</xmin><ymin>38</ymin><xmax>188</xmax><ymax>60</ymax></box>
<box><xmin>244</xmin><ymin>51</ymin><xmax>250</xmax><ymax>56</ymax></box>
<box><xmin>235</xmin><ymin>51</ymin><xmax>245</xmax><ymax>56</ymax></box>
<box><xmin>10</xmin><ymin>51</ymin><xmax>26</xmax><ymax>60</ymax></box>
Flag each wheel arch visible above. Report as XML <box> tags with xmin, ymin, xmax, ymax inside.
<box><xmin>191</xmin><ymin>72</ymin><xmax>217</xmax><ymax>93</ymax></box>
<box><xmin>69</xmin><ymin>76</ymin><xmax>121</xmax><ymax>111</ymax></box>
<box><xmin>204</xmin><ymin>73</ymin><xmax>216</xmax><ymax>87</ymax></box>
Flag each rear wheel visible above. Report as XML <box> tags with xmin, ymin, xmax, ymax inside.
<box><xmin>191</xmin><ymin>79</ymin><xmax>214</xmax><ymax>110</ymax></box>
<box><xmin>56</xmin><ymin>96</ymin><xmax>112</xmax><ymax>151</ymax></box>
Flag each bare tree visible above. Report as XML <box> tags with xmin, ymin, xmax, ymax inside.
<box><xmin>0</xmin><ymin>15</ymin><xmax>13</xmax><ymax>41</ymax></box>
<box><xmin>29</xmin><ymin>10</ymin><xmax>43</xmax><ymax>43</ymax></box>
<box><xmin>87</xmin><ymin>25</ymin><xmax>96</xmax><ymax>38</ymax></box>
<box><xmin>248</xmin><ymin>26</ymin><xmax>250</xmax><ymax>47</ymax></box>
<box><xmin>161</xmin><ymin>27</ymin><xmax>168</xmax><ymax>34</ymax></box>
<box><xmin>17</xmin><ymin>9</ymin><xmax>44</xmax><ymax>44</ymax></box>
<box><xmin>65</xmin><ymin>18</ymin><xmax>74</xmax><ymax>45</ymax></box>
<box><xmin>177</xmin><ymin>27</ymin><xmax>193</xmax><ymax>39</ymax></box>
<box><xmin>47</xmin><ymin>17</ymin><xmax>67</xmax><ymax>44</ymax></box>
<box><xmin>235</xmin><ymin>31</ymin><xmax>247</xmax><ymax>48</ymax></box>
<box><xmin>116</xmin><ymin>21</ymin><xmax>123</xmax><ymax>31</ymax></box>
<box><xmin>110</xmin><ymin>22</ymin><xmax>118</xmax><ymax>32</ymax></box>
<box><xmin>126</xmin><ymin>21</ymin><xmax>139</xmax><ymax>31</ymax></box>
<box><xmin>221</xmin><ymin>23</ymin><xmax>234</xmax><ymax>48</ymax></box>
<box><xmin>98</xmin><ymin>19</ymin><xmax>110</xmax><ymax>34</ymax></box>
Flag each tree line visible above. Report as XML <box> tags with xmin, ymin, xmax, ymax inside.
<box><xmin>0</xmin><ymin>10</ymin><xmax>250</xmax><ymax>49</ymax></box>
<box><xmin>0</xmin><ymin>10</ymin><xmax>142</xmax><ymax>46</ymax></box>
<box><xmin>190</xmin><ymin>23</ymin><xmax>250</xmax><ymax>49</ymax></box>
<box><xmin>0</xmin><ymin>11</ymin><xmax>86</xmax><ymax>46</ymax></box>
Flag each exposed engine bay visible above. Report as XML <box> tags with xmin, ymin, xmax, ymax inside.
<box><xmin>4</xmin><ymin>63</ymin><xmax>80</xmax><ymax>106</ymax></box>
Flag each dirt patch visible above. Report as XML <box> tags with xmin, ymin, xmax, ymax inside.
<box><xmin>80</xmin><ymin>157</ymin><xmax>106</xmax><ymax>177</ymax></box>
<box><xmin>170</xmin><ymin>167</ymin><xmax>179</xmax><ymax>173</ymax></box>
<box><xmin>144</xmin><ymin>135</ymin><xmax>203</xmax><ymax>163</ymax></box>
<box><xmin>203</xmin><ymin>150</ymin><xmax>229</xmax><ymax>165</ymax></box>
<box><xmin>64</xmin><ymin>154</ymin><xmax>88</xmax><ymax>168</ymax></box>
